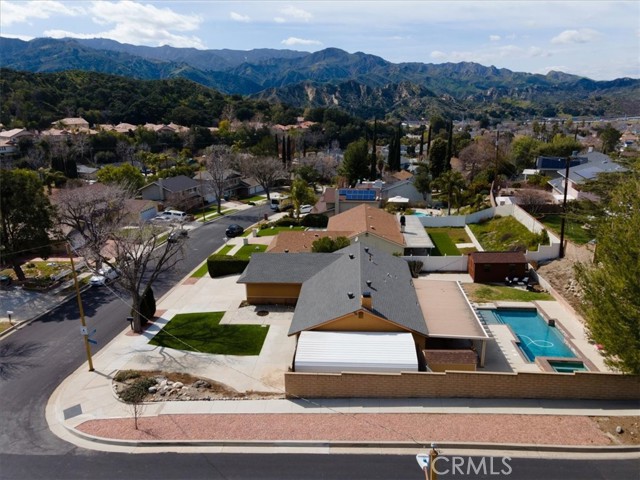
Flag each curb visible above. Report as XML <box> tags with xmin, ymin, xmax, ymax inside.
<box><xmin>64</xmin><ymin>424</ymin><xmax>640</xmax><ymax>454</ymax></box>
<box><xmin>0</xmin><ymin>284</ymin><xmax>91</xmax><ymax>339</ymax></box>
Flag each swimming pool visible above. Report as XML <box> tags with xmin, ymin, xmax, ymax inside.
<box><xmin>549</xmin><ymin>360</ymin><xmax>587</xmax><ymax>373</ymax></box>
<box><xmin>479</xmin><ymin>309</ymin><xmax>576</xmax><ymax>362</ymax></box>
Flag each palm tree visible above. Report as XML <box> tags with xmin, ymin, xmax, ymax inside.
<box><xmin>433</xmin><ymin>170</ymin><xmax>466</xmax><ymax>215</ymax></box>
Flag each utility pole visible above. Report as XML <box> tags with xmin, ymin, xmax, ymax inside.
<box><xmin>558</xmin><ymin>156</ymin><xmax>571</xmax><ymax>258</ymax></box>
<box><xmin>66</xmin><ymin>243</ymin><xmax>94</xmax><ymax>371</ymax></box>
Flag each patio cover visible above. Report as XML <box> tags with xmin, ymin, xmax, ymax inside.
<box><xmin>294</xmin><ymin>331</ymin><xmax>418</xmax><ymax>373</ymax></box>
<box><xmin>387</xmin><ymin>195</ymin><xmax>410</xmax><ymax>203</ymax></box>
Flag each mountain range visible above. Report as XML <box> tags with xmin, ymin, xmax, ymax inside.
<box><xmin>1</xmin><ymin>36</ymin><xmax>638</xmax><ymax>121</ymax></box>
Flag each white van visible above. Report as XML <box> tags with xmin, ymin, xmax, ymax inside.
<box><xmin>158</xmin><ymin>210</ymin><xmax>188</xmax><ymax>222</ymax></box>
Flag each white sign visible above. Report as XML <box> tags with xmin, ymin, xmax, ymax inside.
<box><xmin>416</xmin><ymin>453</ymin><xmax>430</xmax><ymax>469</ymax></box>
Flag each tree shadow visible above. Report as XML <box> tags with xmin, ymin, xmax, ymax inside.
<box><xmin>0</xmin><ymin>341</ymin><xmax>42</xmax><ymax>380</ymax></box>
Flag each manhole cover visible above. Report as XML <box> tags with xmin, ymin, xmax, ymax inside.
<box><xmin>256</xmin><ymin>310</ymin><xmax>269</xmax><ymax>317</ymax></box>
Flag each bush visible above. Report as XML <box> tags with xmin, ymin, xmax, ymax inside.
<box><xmin>114</xmin><ymin>370</ymin><xmax>141</xmax><ymax>382</ymax></box>
<box><xmin>207</xmin><ymin>255</ymin><xmax>249</xmax><ymax>277</ymax></box>
<box><xmin>301</xmin><ymin>213</ymin><xmax>328</xmax><ymax>228</ymax></box>
<box><xmin>120</xmin><ymin>377</ymin><xmax>156</xmax><ymax>403</ymax></box>
<box><xmin>274</xmin><ymin>217</ymin><xmax>299</xmax><ymax>227</ymax></box>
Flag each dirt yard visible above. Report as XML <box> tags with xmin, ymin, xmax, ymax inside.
<box><xmin>535</xmin><ymin>241</ymin><xmax>595</xmax><ymax>313</ymax></box>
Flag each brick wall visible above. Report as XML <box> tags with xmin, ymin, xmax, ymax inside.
<box><xmin>284</xmin><ymin>370</ymin><xmax>640</xmax><ymax>400</ymax></box>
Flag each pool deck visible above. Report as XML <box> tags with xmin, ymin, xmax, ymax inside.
<box><xmin>475</xmin><ymin>301</ymin><xmax>612</xmax><ymax>374</ymax></box>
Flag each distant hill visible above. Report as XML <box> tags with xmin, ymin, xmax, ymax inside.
<box><xmin>1</xmin><ymin>37</ymin><xmax>638</xmax><ymax>120</ymax></box>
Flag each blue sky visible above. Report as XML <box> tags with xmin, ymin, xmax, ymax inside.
<box><xmin>1</xmin><ymin>1</ymin><xmax>638</xmax><ymax>80</ymax></box>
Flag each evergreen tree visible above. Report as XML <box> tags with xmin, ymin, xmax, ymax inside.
<box><xmin>339</xmin><ymin>138</ymin><xmax>370</xmax><ymax>186</ymax></box>
<box><xmin>370</xmin><ymin>119</ymin><xmax>378</xmax><ymax>179</ymax></box>
<box><xmin>575</xmin><ymin>175</ymin><xmax>640</xmax><ymax>374</ymax></box>
<box><xmin>426</xmin><ymin>123</ymin><xmax>433</xmax><ymax>157</ymax></box>
<box><xmin>429</xmin><ymin>137</ymin><xmax>448</xmax><ymax>178</ymax></box>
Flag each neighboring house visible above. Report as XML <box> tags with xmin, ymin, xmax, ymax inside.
<box><xmin>327</xmin><ymin>204</ymin><xmax>405</xmax><ymax>255</ymax></box>
<box><xmin>193</xmin><ymin>169</ymin><xmax>247</xmax><ymax>202</ymax></box>
<box><xmin>237</xmin><ymin>177</ymin><xmax>264</xmax><ymax>197</ymax></box>
<box><xmin>143</xmin><ymin>123</ymin><xmax>176</xmax><ymax>134</ymax></box>
<box><xmin>0</xmin><ymin>139</ymin><xmax>18</xmax><ymax>164</ymax></box>
<box><xmin>533</xmin><ymin>156</ymin><xmax>586</xmax><ymax>178</ymax></box>
<box><xmin>267</xmin><ymin>230</ymin><xmax>353</xmax><ymax>253</ymax></box>
<box><xmin>269</xmin><ymin>204</ymin><xmax>420</xmax><ymax>255</ymax></box>
<box><xmin>0</xmin><ymin>128</ymin><xmax>35</xmax><ymax>143</ymax></box>
<box><xmin>124</xmin><ymin>198</ymin><xmax>159</xmax><ymax>223</ymax></box>
<box><xmin>333</xmin><ymin>188</ymin><xmax>380</xmax><ymax>214</ymax></box>
<box><xmin>547</xmin><ymin>152</ymin><xmax>626</xmax><ymax>202</ymax></box>
<box><xmin>313</xmin><ymin>187</ymin><xmax>336</xmax><ymax>215</ymax></box>
<box><xmin>76</xmin><ymin>164</ymin><xmax>99</xmax><ymax>181</ymax></box>
<box><xmin>54</xmin><ymin>117</ymin><xmax>90</xmax><ymax>131</ymax></box>
<box><xmin>139</xmin><ymin>175</ymin><xmax>201</xmax><ymax>210</ymax></box>
<box><xmin>467</xmin><ymin>251</ymin><xmax>528</xmax><ymax>283</ymax></box>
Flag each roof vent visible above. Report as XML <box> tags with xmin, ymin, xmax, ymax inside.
<box><xmin>364</xmin><ymin>247</ymin><xmax>369</xmax><ymax>253</ymax></box>
<box><xmin>366</xmin><ymin>280</ymin><xmax>372</xmax><ymax>287</ymax></box>
<box><xmin>349</xmin><ymin>254</ymin><xmax>355</xmax><ymax>259</ymax></box>
<box><xmin>284</xmin><ymin>249</ymin><xmax>289</xmax><ymax>253</ymax></box>
<box><xmin>347</xmin><ymin>292</ymin><xmax>355</xmax><ymax>299</ymax></box>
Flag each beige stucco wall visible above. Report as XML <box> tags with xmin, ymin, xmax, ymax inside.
<box><xmin>245</xmin><ymin>283</ymin><xmax>302</xmax><ymax>305</ymax></box>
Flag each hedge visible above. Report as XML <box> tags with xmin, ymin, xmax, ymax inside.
<box><xmin>207</xmin><ymin>255</ymin><xmax>249</xmax><ymax>278</ymax></box>
<box><xmin>301</xmin><ymin>213</ymin><xmax>328</xmax><ymax>228</ymax></box>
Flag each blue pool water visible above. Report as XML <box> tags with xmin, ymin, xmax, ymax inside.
<box><xmin>479</xmin><ymin>309</ymin><xmax>576</xmax><ymax>362</ymax></box>
<box><xmin>413</xmin><ymin>212</ymin><xmax>427</xmax><ymax>217</ymax></box>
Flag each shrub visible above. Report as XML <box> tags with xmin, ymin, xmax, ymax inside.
<box><xmin>311</xmin><ymin>236</ymin><xmax>350</xmax><ymax>253</ymax></box>
<box><xmin>114</xmin><ymin>370</ymin><xmax>141</xmax><ymax>382</ymax></box>
<box><xmin>301</xmin><ymin>213</ymin><xmax>328</xmax><ymax>228</ymax></box>
<box><xmin>274</xmin><ymin>217</ymin><xmax>299</xmax><ymax>227</ymax></box>
<box><xmin>120</xmin><ymin>377</ymin><xmax>156</xmax><ymax>403</ymax></box>
<box><xmin>137</xmin><ymin>286</ymin><xmax>156</xmax><ymax>326</ymax></box>
<box><xmin>207</xmin><ymin>255</ymin><xmax>249</xmax><ymax>277</ymax></box>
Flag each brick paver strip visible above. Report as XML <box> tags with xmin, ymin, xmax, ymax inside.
<box><xmin>78</xmin><ymin>413</ymin><xmax>611</xmax><ymax>445</ymax></box>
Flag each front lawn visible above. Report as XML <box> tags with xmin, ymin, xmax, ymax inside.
<box><xmin>465</xmin><ymin>284</ymin><xmax>554</xmax><ymax>302</ymax></box>
<box><xmin>240</xmin><ymin>195</ymin><xmax>267</xmax><ymax>204</ymax></box>
<box><xmin>233</xmin><ymin>244</ymin><xmax>267</xmax><ymax>260</ymax></box>
<box><xmin>256</xmin><ymin>226</ymin><xmax>306</xmax><ymax>237</ymax></box>
<box><xmin>149</xmin><ymin>312</ymin><xmax>269</xmax><ymax>356</ymax></box>
<box><xmin>468</xmin><ymin>216</ymin><xmax>545</xmax><ymax>251</ymax></box>
<box><xmin>191</xmin><ymin>262</ymin><xmax>210</xmax><ymax>278</ymax></box>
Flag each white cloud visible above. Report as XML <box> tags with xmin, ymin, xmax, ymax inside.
<box><xmin>489</xmin><ymin>35</ymin><xmax>501</xmax><ymax>42</ymax></box>
<box><xmin>1</xmin><ymin>0</ymin><xmax>83</xmax><ymax>27</ymax></box>
<box><xmin>551</xmin><ymin>28</ymin><xmax>601</xmax><ymax>45</ymax></box>
<box><xmin>41</xmin><ymin>1</ymin><xmax>205</xmax><ymax>48</ymax></box>
<box><xmin>430</xmin><ymin>51</ymin><xmax>447</xmax><ymax>60</ymax></box>
<box><xmin>273</xmin><ymin>17</ymin><xmax>286</xmax><ymax>23</ymax></box>
<box><xmin>230</xmin><ymin>11</ymin><xmax>250</xmax><ymax>23</ymax></box>
<box><xmin>281</xmin><ymin>37</ymin><xmax>322</xmax><ymax>47</ymax></box>
<box><xmin>280</xmin><ymin>5</ymin><xmax>312</xmax><ymax>22</ymax></box>
<box><xmin>0</xmin><ymin>32</ymin><xmax>35</xmax><ymax>41</ymax></box>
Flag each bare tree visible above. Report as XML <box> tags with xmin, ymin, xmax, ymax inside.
<box><xmin>55</xmin><ymin>183</ymin><xmax>186</xmax><ymax>333</ymax></box>
<box><xmin>203</xmin><ymin>145</ymin><xmax>235</xmax><ymax>214</ymax></box>
<box><xmin>239</xmin><ymin>155</ymin><xmax>287</xmax><ymax>201</ymax></box>
<box><xmin>116</xmin><ymin>140</ymin><xmax>135</xmax><ymax>165</ymax></box>
<box><xmin>514</xmin><ymin>188</ymin><xmax>553</xmax><ymax>214</ymax></box>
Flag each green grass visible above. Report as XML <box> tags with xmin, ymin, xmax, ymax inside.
<box><xmin>149</xmin><ymin>312</ymin><xmax>269</xmax><ymax>356</ymax></box>
<box><xmin>465</xmin><ymin>284</ymin><xmax>554</xmax><ymax>302</ymax></box>
<box><xmin>256</xmin><ymin>226</ymin><xmax>306</xmax><ymax>237</ymax></box>
<box><xmin>216</xmin><ymin>245</ymin><xmax>234</xmax><ymax>255</ymax></box>
<box><xmin>240</xmin><ymin>195</ymin><xmax>267</xmax><ymax>204</ymax></box>
<box><xmin>194</xmin><ymin>208</ymin><xmax>238</xmax><ymax>222</ymax></box>
<box><xmin>234</xmin><ymin>244</ymin><xmax>267</xmax><ymax>260</ymax></box>
<box><xmin>191</xmin><ymin>262</ymin><xmax>210</xmax><ymax>278</ymax></box>
<box><xmin>537</xmin><ymin>214</ymin><xmax>594</xmax><ymax>245</ymax></box>
<box><xmin>468</xmin><ymin>216</ymin><xmax>545</xmax><ymax>252</ymax></box>
<box><xmin>427</xmin><ymin>231</ymin><xmax>460</xmax><ymax>256</ymax></box>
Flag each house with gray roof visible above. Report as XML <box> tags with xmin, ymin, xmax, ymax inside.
<box><xmin>139</xmin><ymin>175</ymin><xmax>201</xmax><ymax>210</ymax></box>
<box><xmin>548</xmin><ymin>152</ymin><xmax>626</xmax><ymax>202</ymax></box>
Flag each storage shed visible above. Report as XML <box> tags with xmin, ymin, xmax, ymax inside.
<box><xmin>467</xmin><ymin>251</ymin><xmax>528</xmax><ymax>283</ymax></box>
<box><xmin>294</xmin><ymin>331</ymin><xmax>419</xmax><ymax>373</ymax></box>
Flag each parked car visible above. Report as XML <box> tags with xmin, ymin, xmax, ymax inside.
<box><xmin>299</xmin><ymin>204</ymin><xmax>313</xmax><ymax>215</ymax></box>
<box><xmin>225</xmin><ymin>224</ymin><xmax>244</xmax><ymax>238</ymax></box>
<box><xmin>89</xmin><ymin>267</ymin><xmax>118</xmax><ymax>286</ymax></box>
<box><xmin>167</xmin><ymin>229</ymin><xmax>188</xmax><ymax>243</ymax></box>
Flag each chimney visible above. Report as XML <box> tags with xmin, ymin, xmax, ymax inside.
<box><xmin>361</xmin><ymin>291</ymin><xmax>372</xmax><ymax>310</ymax></box>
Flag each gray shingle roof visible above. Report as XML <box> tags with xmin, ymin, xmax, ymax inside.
<box><xmin>158</xmin><ymin>175</ymin><xmax>199</xmax><ymax>192</ymax></box>
<box><xmin>288</xmin><ymin>243</ymin><xmax>428</xmax><ymax>336</ymax></box>
<box><xmin>237</xmin><ymin>253</ymin><xmax>342</xmax><ymax>284</ymax></box>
